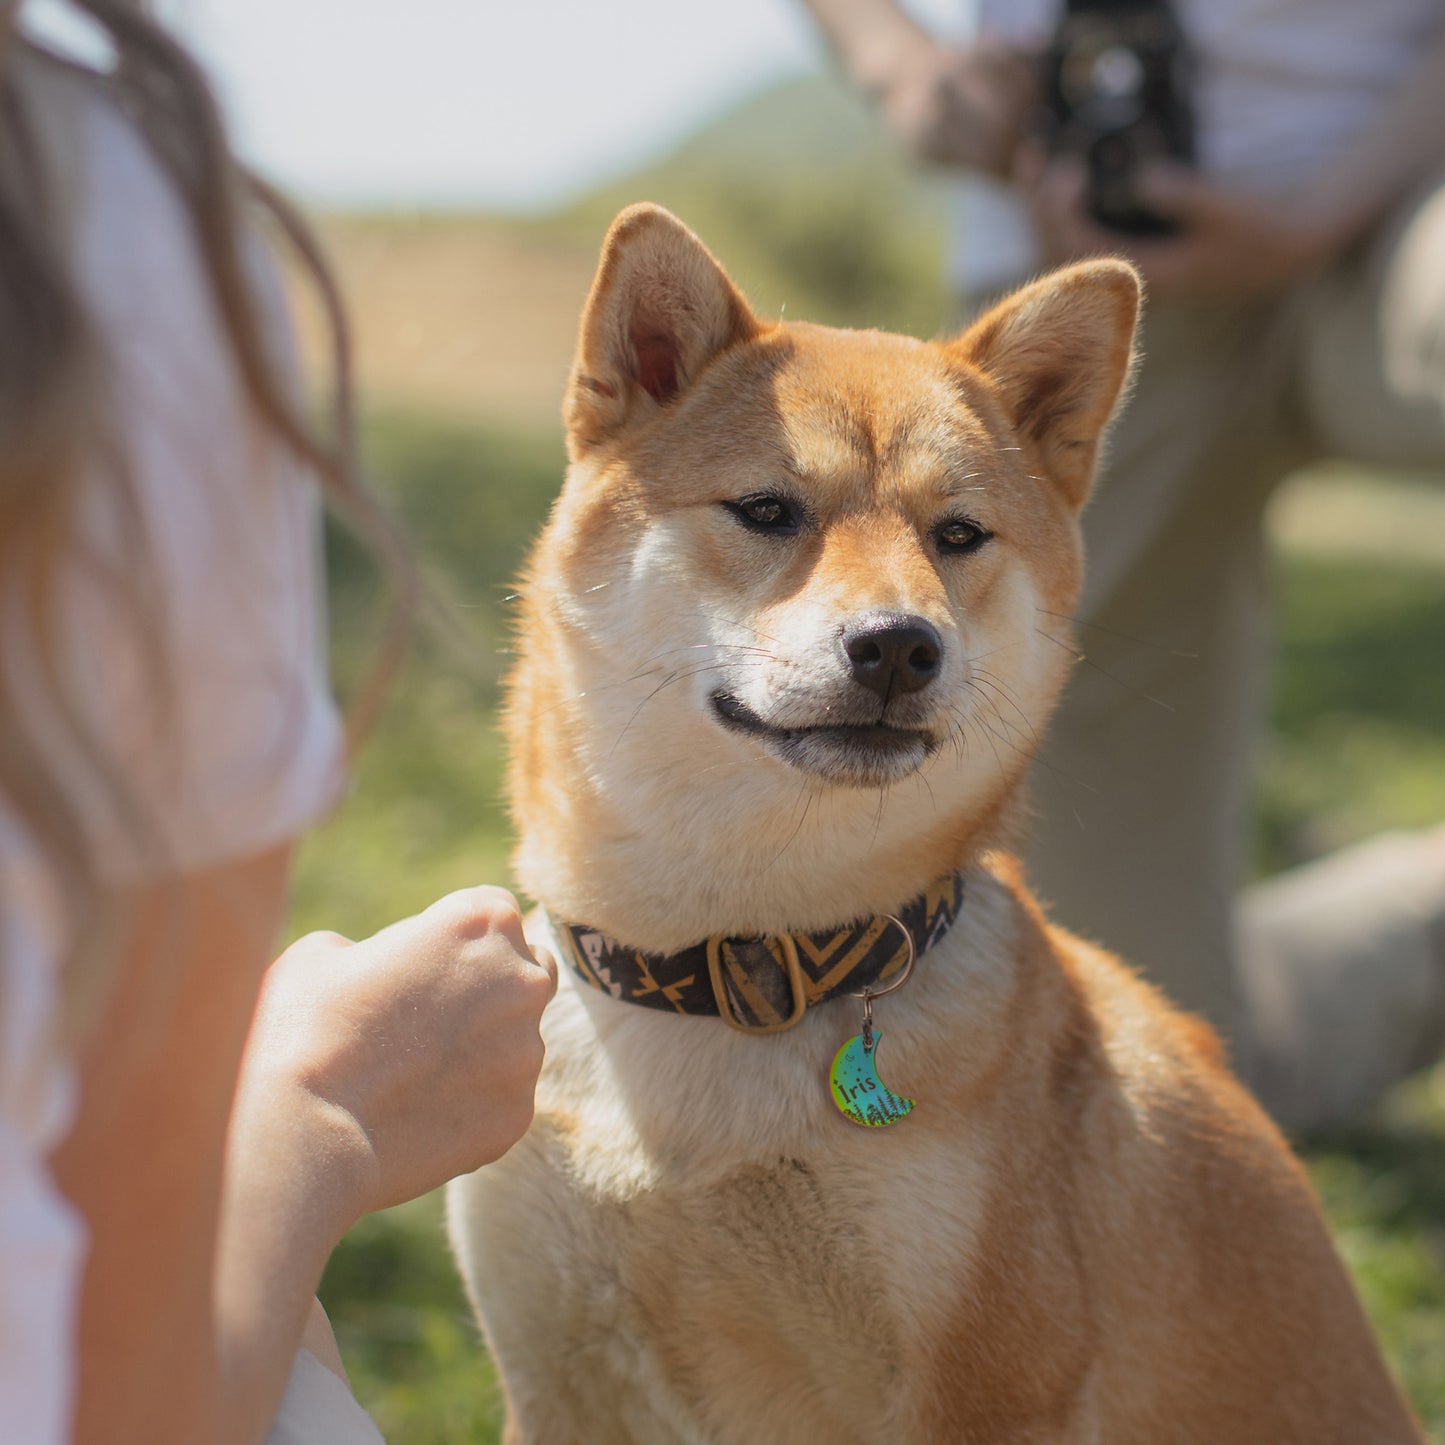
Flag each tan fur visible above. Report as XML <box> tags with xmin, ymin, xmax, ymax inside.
<box><xmin>448</xmin><ymin>205</ymin><xmax>1421</xmax><ymax>1444</ymax></box>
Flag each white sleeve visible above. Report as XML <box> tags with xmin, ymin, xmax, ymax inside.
<box><xmin>264</xmin><ymin>1350</ymin><xmax>387</xmax><ymax>1445</ymax></box>
<box><xmin>8</xmin><ymin>82</ymin><xmax>346</xmax><ymax>881</ymax></box>
<box><xmin>0</xmin><ymin>77</ymin><xmax>351</xmax><ymax>1445</ymax></box>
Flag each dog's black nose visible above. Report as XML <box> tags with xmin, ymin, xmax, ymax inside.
<box><xmin>842</xmin><ymin>614</ymin><xmax>942</xmax><ymax>699</ymax></box>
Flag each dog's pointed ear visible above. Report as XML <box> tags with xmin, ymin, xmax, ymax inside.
<box><xmin>564</xmin><ymin>204</ymin><xmax>760</xmax><ymax>457</ymax></box>
<box><xmin>949</xmin><ymin>260</ymin><xmax>1141</xmax><ymax>509</ymax></box>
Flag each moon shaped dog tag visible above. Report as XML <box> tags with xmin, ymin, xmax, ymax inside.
<box><xmin>829</xmin><ymin>1029</ymin><xmax>915</xmax><ymax>1127</ymax></box>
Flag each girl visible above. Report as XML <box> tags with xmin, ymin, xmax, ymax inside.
<box><xmin>0</xmin><ymin>3</ymin><xmax>553</xmax><ymax>1440</ymax></box>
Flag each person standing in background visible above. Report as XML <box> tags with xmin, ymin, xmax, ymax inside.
<box><xmin>0</xmin><ymin>4</ymin><xmax>554</xmax><ymax>1442</ymax></box>
<box><xmin>802</xmin><ymin>0</ymin><xmax>1445</xmax><ymax>1129</ymax></box>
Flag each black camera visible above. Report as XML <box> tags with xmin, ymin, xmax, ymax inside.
<box><xmin>1040</xmin><ymin>0</ymin><xmax>1196</xmax><ymax>235</ymax></box>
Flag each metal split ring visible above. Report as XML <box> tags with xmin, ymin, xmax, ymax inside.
<box><xmin>851</xmin><ymin>912</ymin><xmax>919</xmax><ymax>1021</ymax></box>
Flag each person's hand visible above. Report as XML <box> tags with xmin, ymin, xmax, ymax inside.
<box><xmin>1020</xmin><ymin>147</ymin><xmax>1346</xmax><ymax>298</ymax></box>
<box><xmin>237</xmin><ymin>886</ymin><xmax>557</xmax><ymax>1221</ymax></box>
<box><xmin>873</xmin><ymin>36</ymin><xmax>1037</xmax><ymax>179</ymax></box>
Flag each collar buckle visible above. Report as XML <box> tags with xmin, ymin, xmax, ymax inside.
<box><xmin>706</xmin><ymin>931</ymin><xmax>808</xmax><ymax>1035</ymax></box>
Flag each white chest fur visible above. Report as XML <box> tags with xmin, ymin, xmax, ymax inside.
<box><xmin>447</xmin><ymin>877</ymin><xmax>1020</xmax><ymax>1444</ymax></box>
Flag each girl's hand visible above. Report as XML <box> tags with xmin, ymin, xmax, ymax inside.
<box><xmin>238</xmin><ymin>886</ymin><xmax>557</xmax><ymax>1223</ymax></box>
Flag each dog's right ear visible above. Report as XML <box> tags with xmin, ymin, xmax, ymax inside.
<box><xmin>563</xmin><ymin>204</ymin><xmax>760</xmax><ymax>457</ymax></box>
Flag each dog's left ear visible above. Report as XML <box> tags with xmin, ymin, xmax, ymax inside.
<box><xmin>950</xmin><ymin>260</ymin><xmax>1141</xmax><ymax>509</ymax></box>
<box><xmin>564</xmin><ymin>203</ymin><xmax>761</xmax><ymax>457</ymax></box>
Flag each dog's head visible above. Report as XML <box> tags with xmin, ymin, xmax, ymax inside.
<box><xmin>508</xmin><ymin>205</ymin><xmax>1138</xmax><ymax>942</ymax></box>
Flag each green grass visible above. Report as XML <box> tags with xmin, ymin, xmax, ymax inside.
<box><xmin>318</xmin><ymin>1196</ymin><xmax>504</xmax><ymax>1444</ymax></box>
<box><xmin>297</xmin><ymin>411</ymin><xmax>1445</xmax><ymax>1441</ymax></box>
<box><xmin>290</xmin><ymin>411</ymin><xmax>563</xmax><ymax>937</ymax></box>
<box><xmin>1308</xmin><ymin>1070</ymin><xmax>1445</xmax><ymax>1433</ymax></box>
<box><xmin>1256</xmin><ymin>555</ymin><xmax>1445</xmax><ymax>875</ymax></box>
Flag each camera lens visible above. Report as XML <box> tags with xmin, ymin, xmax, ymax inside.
<box><xmin>1091</xmin><ymin>46</ymin><xmax>1145</xmax><ymax>100</ymax></box>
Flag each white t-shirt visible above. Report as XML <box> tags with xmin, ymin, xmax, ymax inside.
<box><xmin>266</xmin><ymin>1351</ymin><xmax>385</xmax><ymax>1445</ymax></box>
<box><xmin>0</xmin><ymin>64</ymin><xmax>349</xmax><ymax>1443</ymax></box>
<box><xmin>952</xmin><ymin>0</ymin><xmax>1445</xmax><ymax>292</ymax></box>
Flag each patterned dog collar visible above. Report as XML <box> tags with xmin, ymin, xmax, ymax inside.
<box><xmin>551</xmin><ymin>874</ymin><xmax>965</xmax><ymax>1036</ymax></box>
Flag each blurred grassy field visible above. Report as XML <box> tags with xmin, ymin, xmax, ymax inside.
<box><xmin>285</xmin><ymin>84</ymin><xmax>1445</xmax><ymax>1438</ymax></box>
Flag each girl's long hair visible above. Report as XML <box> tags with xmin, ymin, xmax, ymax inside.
<box><xmin>0</xmin><ymin>0</ymin><xmax>414</xmax><ymax>1029</ymax></box>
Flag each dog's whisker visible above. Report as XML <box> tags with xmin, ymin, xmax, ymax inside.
<box><xmin>624</xmin><ymin>656</ymin><xmax>768</xmax><ymax>687</ymax></box>
<box><xmin>868</xmin><ymin>780</ymin><xmax>891</xmax><ymax>850</ymax></box>
<box><xmin>1035</xmin><ymin>607</ymin><xmax>1199</xmax><ymax>660</ymax></box>
<box><xmin>917</xmin><ymin>768</ymin><xmax>939</xmax><ymax>816</ymax></box>
<box><xmin>968</xmin><ymin>684</ymin><xmax>1030</xmax><ymax>745</ymax></box>
<box><xmin>608</xmin><ymin>669</ymin><xmax>686</xmax><ymax>758</ymax></box>
<box><xmin>953</xmin><ymin>686</ymin><xmax>1045</xmax><ymax>787</ymax></box>
<box><xmin>532</xmin><ymin>675</ymin><xmax>646</xmax><ymax>719</ymax></box>
<box><xmin>961</xmin><ymin>702</ymin><xmax>1011</xmax><ymax>786</ymax></box>
<box><xmin>608</xmin><ymin>659</ymin><xmax>778</xmax><ymax>757</ymax></box>
<box><xmin>659</xmin><ymin>758</ymin><xmax>755</xmax><ymax>784</ymax></box>
<box><xmin>707</xmin><ymin>613</ymin><xmax>784</xmax><ymax>646</ymax></box>
<box><xmin>965</xmin><ymin>682</ymin><xmax>1100</xmax><ymax>794</ymax></box>
<box><xmin>1034</xmin><ymin>629</ymin><xmax>1177</xmax><ymax>713</ymax></box>
<box><xmin>969</xmin><ymin>673</ymin><xmax>1037</xmax><ymax>747</ymax></box>
<box><xmin>945</xmin><ymin>704</ymin><xmax>973</xmax><ymax>767</ymax></box>
<box><xmin>964</xmin><ymin>638</ymin><xmax>1024</xmax><ymax>666</ymax></box>
<box><xmin>937</xmin><ymin>700</ymin><xmax>973</xmax><ymax>764</ymax></box>
<box><xmin>537</xmin><ymin>656</ymin><xmax>775</xmax><ymax>722</ymax></box>
<box><xmin>632</xmin><ymin>642</ymin><xmax>776</xmax><ymax>670</ymax></box>
<box><xmin>956</xmin><ymin>717</ymin><xmax>993</xmax><ymax>784</ymax></box>
<box><xmin>765</xmin><ymin>781</ymin><xmax>820</xmax><ymax>869</ymax></box>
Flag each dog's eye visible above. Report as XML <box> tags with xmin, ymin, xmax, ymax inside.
<box><xmin>724</xmin><ymin>493</ymin><xmax>800</xmax><ymax>534</ymax></box>
<box><xmin>935</xmin><ymin>517</ymin><xmax>992</xmax><ymax>555</ymax></box>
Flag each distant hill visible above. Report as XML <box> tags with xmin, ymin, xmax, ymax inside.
<box><xmin>309</xmin><ymin>74</ymin><xmax>957</xmax><ymax>428</ymax></box>
<box><xmin>540</xmin><ymin>71</ymin><xmax>954</xmax><ymax>337</ymax></box>
<box><xmin>600</xmin><ymin>70</ymin><xmax>906</xmax><ymax>192</ymax></box>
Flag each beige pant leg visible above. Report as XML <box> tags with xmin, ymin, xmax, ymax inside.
<box><xmin>1025</xmin><ymin>297</ymin><xmax>1305</xmax><ymax>1049</ymax></box>
<box><xmin>1025</xmin><ymin>175</ymin><xmax>1445</xmax><ymax>1123</ymax></box>
<box><xmin>1232</xmin><ymin>174</ymin><xmax>1445</xmax><ymax>1127</ymax></box>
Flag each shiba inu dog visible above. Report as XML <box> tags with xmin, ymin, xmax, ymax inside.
<box><xmin>447</xmin><ymin>204</ymin><xmax>1421</xmax><ymax>1444</ymax></box>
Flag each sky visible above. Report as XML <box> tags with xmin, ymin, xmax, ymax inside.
<box><xmin>168</xmin><ymin>0</ymin><xmax>821</xmax><ymax>210</ymax></box>
<box><xmin>29</xmin><ymin>0</ymin><xmax>959</xmax><ymax>211</ymax></box>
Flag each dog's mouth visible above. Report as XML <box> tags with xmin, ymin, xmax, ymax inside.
<box><xmin>711</xmin><ymin>691</ymin><xmax>936</xmax><ymax>785</ymax></box>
